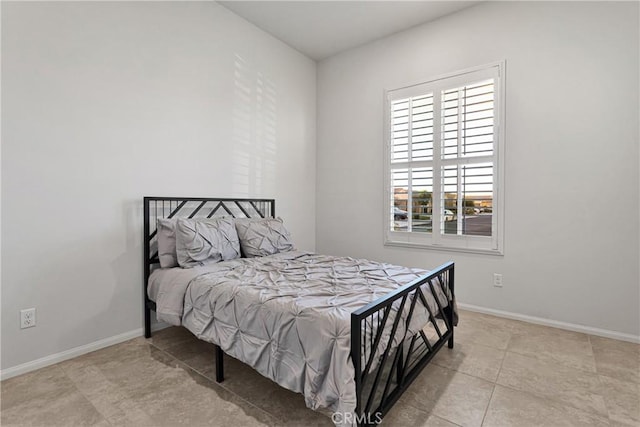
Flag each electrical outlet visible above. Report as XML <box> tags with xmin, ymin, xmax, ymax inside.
<box><xmin>20</xmin><ymin>308</ymin><xmax>36</xmax><ymax>329</ymax></box>
<box><xmin>493</xmin><ymin>273</ymin><xmax>503</xmax><ymax>288</ymax></box>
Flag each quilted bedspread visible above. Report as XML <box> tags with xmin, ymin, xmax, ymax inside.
<box><xmin>149</xmin><ymin>250</ymin><xmax>450</xmax><ymax>422</ymax></box>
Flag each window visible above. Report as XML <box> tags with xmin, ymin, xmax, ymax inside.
<box><xmin>384</xmin><ymin>63</ymin><xmax>504</xmax><ymax>254</ymax></box>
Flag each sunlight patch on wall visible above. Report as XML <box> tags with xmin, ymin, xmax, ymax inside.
<box><xmin>232</xmin><ymin>54</ymin><xmax>277</xmax><ymax>197</ymax></box>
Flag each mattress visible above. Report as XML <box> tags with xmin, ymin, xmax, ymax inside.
<box><xmin>148</xmin><ymin>250</ymin><xmax>451</xmax><ymax>422</ymax></box>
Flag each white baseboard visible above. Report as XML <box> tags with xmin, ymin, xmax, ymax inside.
<box><xmin>458</xmin><ymin>302</ymin><xmax>640</xmax><ymax>344</ymax></box>
<box><xmin>0</xmin><ymin>322</ymin><xmax>171</xmax><ymax>381</ymax></box>
<box><xmin>0</xmin><ymin>328</ymin><xmax>142</xmax><ymax>381</ymax></box>
<box><xmin>0</xmin><ymin>329</ymin><xmax>144</xmax><ymax>381</ymax></box>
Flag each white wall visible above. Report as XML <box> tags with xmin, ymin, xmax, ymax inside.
<box><xmin>317</xmin><ymin>2</ymin><xmax>639</xmax><ymax>337</ymax></box>
<box><xmin>1</xmin><ymin>1</ymin><xmax>316</xmax><ymax>370</ymax></box>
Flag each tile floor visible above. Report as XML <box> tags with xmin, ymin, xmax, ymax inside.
<box><xmin>1</xmin><ymin>310</ymin><xmax>639</xmax><ymax>426</ymax></box>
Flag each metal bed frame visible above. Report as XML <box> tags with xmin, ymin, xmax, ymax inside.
<box><xmin>143</xmin><ymin>196</ymin><xmax>455</xmax><ymax>426</ymax></box>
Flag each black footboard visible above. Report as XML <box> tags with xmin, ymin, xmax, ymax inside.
<box><xmin>351</xmin><ymin>262</ymin><xmax>455</xmax><ymax>425</ymax></box>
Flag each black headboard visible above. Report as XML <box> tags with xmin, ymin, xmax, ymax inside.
<box><xmin>142</xmin><ymin>197</ymin><xmax>275</xmax><ymax>336</ymax></box>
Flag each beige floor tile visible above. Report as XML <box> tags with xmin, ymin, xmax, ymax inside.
<box><xmin>90</xmin><ymin>420</ymin><xmax>114</xmax><ymax>427</ymax></box>
<box><xmin>134</xmin><ymin>376</ymin><xmax>275</xmax><ymax>427</ymax></box>
<box><xmin>76</xmin><ymin>345</ymin><xmax>191</xmax><ymax>401</ymax></box>
<box><xmin>432</xmin><ymin>341</ymin><xmax>505</xmax><ymax>382</ymax></box>
<box><xmin>62</xmin><ymin>363</ymin><xmax>157</xmax><ymax>426</ymax></box>
<box><xmin>133</xmin><ymin>347</ymin><xmax>277</xmax><ymax>426</ymax></box>
<box><xmin>162</xmin><ymin>336</ymin><xmax>332</xmax><ymax>425</ymax></box>
<box><xmin>483</xmin><ymin>384</ymin><xmax>611</xmax><ymax>427</ymax></box>
<box><xmin>62</xmin><ymin>336</ymin><xmax>278</xmax><ymax>427</ymax></box>
<box><xmin>400</xmin><ymin>364</ymin><xmax>494</xmax><ymax>427</ymax></box>
<box><xmin>497</xmin><ymin>352</ymin><xmax>608</xmax><ymax>417</ymax></box>
<box><xmin>1</xmin><ymin>384</ymin><xmax>105</xmax><ymax>426</ymax></box>
<box><xmin>59</xmin><ymin>337</ymin><xmax>160</xmax><ymax>373</ymax></box>
<box><xmin>0</xmin><ymin>365</ymin><xmax>76</xmax><ymax>411</ymax></box>
<box><xmin>162</xmin><ymin>337</ymin><xmax>219</xmax><ymax>378</ymax></box>
<box><xmin>458</xmin><ymin>310</ymin><xmax>524</xmax><ymax>331</ymax></box>
<box><xmin>454</xmin><ymin>311</ymin><xmax>513</xmax><ymax>350</ymax></box>
<box><xmin>4</xmin><ymin>317</ymin><xmax>638</xmax><ymax>427</ymax></box>
<box><xmin>383</xmin><ymin>399</ymin><xmax>459</xmax><ymax>426</ymax></box>
<box><xmin>507</xmin><ymin>322</ymin><xmax>597</xmax><ymax>373</ymax></box>
<box><xmin>599</xmin><ymin>375</ymin><xmax>640</xmax><ymax>426</ymax></box>
<box><xmin>146</xmin><ymin>325</ymin><xmax>199</xmax><ymax>350</ymax></box>
<box><xmin>591</xmin><ymin>336</ymin><xmax>640</xmax><ymax>384</ymax></box>
<box><xmin>212</xmin><ymin>356</ymin><xmax>332</xmax><ymax>426</ymax></box>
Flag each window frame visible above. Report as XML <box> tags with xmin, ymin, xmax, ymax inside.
<box><xmin>383</xmin><ymin>62</ymin><xmax>505</xmax><ymax>255</ymax></box>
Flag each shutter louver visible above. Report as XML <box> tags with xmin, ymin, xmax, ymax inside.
<box><xmin>442</xmin><ymin>79</ymin><xmax>494</xmax><ymax>160</ymax></box>
<box><xmin>391</xmin><ymin>99</ymin><xmax>410</xmax><ymax>162</ymax></box>
<box><xmin>411</xmin><ymin>95</ymin><xmax>434</xmax><ymax>161</ymax></box>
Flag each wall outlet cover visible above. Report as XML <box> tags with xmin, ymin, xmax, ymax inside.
<box><xmin>20</xmin><ymin>308</ymin><xmax>36</xmax><ymax>329</ymax></box>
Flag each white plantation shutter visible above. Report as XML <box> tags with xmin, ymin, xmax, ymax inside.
<box><xmin>442</xmin><ymin>79</ymin><xmax>494</xmax><ymax>159</ymax></box>
<box><xmin>385</xmin><ymin>63</ymin><xmax>504</xmax><ymax>254</ymax></box>
<box><xmin>410</xmin><ymin>95</ymin><xmax>435</xmax><ymax>161</ymax></box>
<box><xmin>391</xmin><ymin>94</ymin><xmax>434</xmax><ymax>163</ymax></box>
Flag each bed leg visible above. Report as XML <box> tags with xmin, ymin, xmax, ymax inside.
<box><xmin>215</xmin><ymin>345</ymin><xmax>224</xmax><ymax>382</ymax></box>
<box><xmin>445</xmin><ymin>306</ymin><xmax>454</xmax><ymax>349</ymax></box>
<box><xmin>396</xmin><ymin>345</ymin><xmax>404</xmax><ymax>383</ymax></box>
<box><xmin>144</xmin><ymin>303</ymin><xmax>152</xmax><ymax>338</ymax></box>
<box><xmin>447</xmin><ymin>268</ymin><xmax>455</xmax><ymax>349</ymax></box>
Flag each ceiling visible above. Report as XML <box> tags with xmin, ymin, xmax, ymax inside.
<box><xmin>219</xmin><ymin>1</ymin><xmax>480</xmax><ymax>61</ymax></box>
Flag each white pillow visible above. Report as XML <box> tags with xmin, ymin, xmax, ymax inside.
<box><xmin>234</xmin><ymin>217</ymin><xmax>294</xmax><ymax>258</ymax></box>
<box><xmin>157</xmin><ymin>218</ymin><xmax>178</xmax><ymax>268</ymax></box>
<box><xmin>175</xmin><ymin>217</ymin><xmax>240</xmax><ymax>267</ymax></box>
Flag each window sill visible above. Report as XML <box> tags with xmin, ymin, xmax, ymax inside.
<box><xmin>384</xmin><ymin>239</ymin><xmax>504</xmax><ymax>256</ymax></box>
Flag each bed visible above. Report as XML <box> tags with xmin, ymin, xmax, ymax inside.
<box><xmin>143</xmin><ymin>197</ymin><xmax>456</xmax><ymax>426</ymax></box>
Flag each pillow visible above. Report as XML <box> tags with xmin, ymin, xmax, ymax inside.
<box><xmin>175</xmin><ymin>217</ymin><xmax>240</xmax><ymax>268</ymax></box>
<box><xmin>157</xmin><ymin>218</ymin><xmax>178</xmax><ymax>268</ymax></box>
<box><xmin>234</xmin><ymin>217</ymin><xmax>294</xmax><ymax>258</ymax></box>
